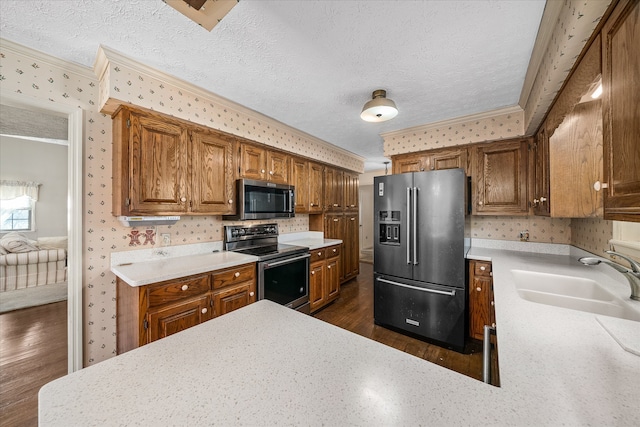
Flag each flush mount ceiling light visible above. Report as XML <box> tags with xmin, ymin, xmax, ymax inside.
<box><xmin>360</xmin><ymin>89</ymin><xmax>398</xmax><ymax>122</ymax></box>
<box><xmin>164</xmin><ymin>0</ymin><xmax>238</xmax><ymax>31</ymax></box>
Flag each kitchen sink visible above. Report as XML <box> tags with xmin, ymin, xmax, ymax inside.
<box><xmin>511</xmin><ymin>270</ymin><xmax>640</xmax><ymax>322</ymax></box>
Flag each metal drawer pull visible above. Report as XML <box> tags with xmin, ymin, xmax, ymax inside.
<box><xmin>234</xmin><ymin>272</ymin><xmax>240</xmax><ymax>278</ymax></box>
<box><xmin>181</xmin><ymin>285</ymin><xmax>189</xmax><ymax>291</ymax></box>
<box><xmin>377</xmin><ymin>278</ymin><xmax>456</xmax><ymax>296</ymax></box>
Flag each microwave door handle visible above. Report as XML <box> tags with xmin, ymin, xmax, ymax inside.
<box><xmin>290</xmin><ymin>189</ymin><xmax>295</xmax><ymax>213</ymax></box>
<box><xmin>406</xmin><ymin>187</ymin><xmax>411</xmax><ymax>265</ymax></box>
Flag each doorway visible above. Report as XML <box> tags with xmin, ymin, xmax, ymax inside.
<box><xmin>0</xmin><ymin>93</ymin><xmax>83</xmax><ymax>372</ymax></box>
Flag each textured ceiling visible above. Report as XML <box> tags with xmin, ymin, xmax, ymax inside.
<box><xmin>0</xmin><ymin>0</ymin><xmax>545</xmax><ymax>171</ymax></box>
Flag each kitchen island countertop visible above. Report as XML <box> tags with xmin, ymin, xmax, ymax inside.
<box><xmin>43</xmin><ymin>245</ymin><xmax>640</xmax><ymax>425</ymax></box>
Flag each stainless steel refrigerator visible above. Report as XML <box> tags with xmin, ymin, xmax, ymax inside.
<box><xmin>374</xmin><ymin>168</ymin><xmax>469</xmax><ymax>351</ymax></box>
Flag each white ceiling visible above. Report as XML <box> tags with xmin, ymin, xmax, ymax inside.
<box><xmin>0</xmin><ymin>0</ymin><xmax>546</xmax><ymax>171</ymax></box>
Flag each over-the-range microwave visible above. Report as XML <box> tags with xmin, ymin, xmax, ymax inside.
<box><xmin>223</xmin><ymin>178</ymin><xmax>295</xmax><ymax>220</ymax></box>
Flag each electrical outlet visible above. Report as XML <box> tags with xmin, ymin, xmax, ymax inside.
<box><xmin>161</xmin><ymin>233</ymin><xmax>171</xmax><ymax>246</ymax></box>
<box><xmin>519</xmin><ymin>230</ymin><xmax>529</xmax><ymax>242</ymax></box>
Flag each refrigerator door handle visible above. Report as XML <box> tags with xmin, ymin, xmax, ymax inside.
<box><xmin>377</xmin><ymin>277</ymin><xmax>457</xmax><ymax>296</ymax></box>
<box><xmin>413</xmin><ymin>187</ymin><xmax>418</xmax><ymax>265</ymax></box>
<box><xmin>406</xmin><ymin>187</ymin><xmax>412</xmax><ymax>265</ymax></box>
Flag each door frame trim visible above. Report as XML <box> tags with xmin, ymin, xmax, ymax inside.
<box><xmin>1</xmin><ymin>91</ymin><xmax>84</xmax><ymax>373</ymax></box>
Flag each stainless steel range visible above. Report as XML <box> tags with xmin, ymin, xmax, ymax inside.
<box><xmin>224</xmin><ymin>224</ymin><xmax>310</xmax><ymax>313</ymax></box>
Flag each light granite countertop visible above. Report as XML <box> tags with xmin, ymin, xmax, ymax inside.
<box><xmin>44</xmin><ymin>242</ymin><xmax>640</xmax><ymax>425</ymax></box>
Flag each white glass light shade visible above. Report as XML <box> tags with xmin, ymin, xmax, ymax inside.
<box><xmin>360</xmin><ymin>90</ymin><xmax>398</xmax><ymax>122</ymax></box>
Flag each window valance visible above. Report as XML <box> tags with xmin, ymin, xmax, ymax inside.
<box><xmin>0</xmin><ymin>180</ymin><xmax>41</xmax><ymax>201</ymax></box>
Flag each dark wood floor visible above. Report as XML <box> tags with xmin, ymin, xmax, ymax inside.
<box><xmin>0</xmin><ymin>301</ymin><xmax>67</xmax><ymax>427</ymax></box>
<box><xmin>314</xmin><ymin>262</ymin><xmax>485</xmax><ymax>381</ymax></box>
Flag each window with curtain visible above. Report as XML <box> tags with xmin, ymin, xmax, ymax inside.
<box><xmin>0</xmin><ymin>180</ymin><xmax>40</xmax><ymax>232</ymax></box>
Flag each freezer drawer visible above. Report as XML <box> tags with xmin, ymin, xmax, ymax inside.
<box><xmin>374</xmin><ymin>274</ymin><xmax>466</xmax><ymax>350</ymax></box>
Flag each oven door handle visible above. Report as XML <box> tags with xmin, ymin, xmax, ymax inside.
<box><xmin>263</xmin><ymin>253</ymin><xmax>310</xmax><ymax>268</ymax></box>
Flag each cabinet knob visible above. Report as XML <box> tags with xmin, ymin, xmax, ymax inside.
<box><xmin>261</xmin><ymin>169</ymin><xmax>265</xmax><ymax>173</ymax></box>
<box><xmin>234</xmin><ymin>272</ymin><xmax>240</xmax><ymax>278</ymax></box>
<box><xmin>311</xmin><ymin>271</ymin><xmax>315</xmax><ymax>275</ymax></box>
<box><xmin>250</xmin><ymin>291</ymin><xmax>254</xmax><ymax>297</ymax></box>
<box><xmin>476</xmin><ymin>287</ymin><xmax>482</xmax><ymax>292</ymax></box>
<box><xmin>492</xmin><ymin>323</ymin><xmax>496</xmax><ymax>328</ymax></box>
<box><xmin>480</xmin><ymin>266</ymin><xmax>486</xmax><ymax>271</ymax></box>
<box><xmin>333</xmin><ymin>218</ymin><xmax>339</xmax><ymax>222</ymax></box>
<box><xmin>333</xmin><ymin>249</ymin><xmax>337</xmax><ymax>253</ymax></box>
<box><xmin>490</xmin><ymin>272</ymin><xmax>493</xmax><ymax>277</ymax></box>
<box><xmin>333</xmin><ymin>204</ymin><xmax>339</xmax><ymax>207</ymax></box>
<box><xmin>269</xmin><ymin>170</ymin><xmax>274</xmax><ymax>175</ymax></box>
<box><xmin>539</xmin><ymin>197</ymin><xmax>547</xmax><ymax>203</ymax></box>
<box><xmin>181</xmin><ymin>284</ymin><xmax>189</xmax><ymax>291</ymax></box>
<box><xmin>533</xmin><ymin>198</ymin><xmax>539</xmax><ymax>205</ymax></box>
<box><xmin>310</xmin><ymin>203</ymin><xmax>315</xmax><ymax>207</ymax></box>
<box><xmin>228</xmin><ymin>199</ymin><xmax>233</xmax><ymax>204</ymax></box>
<box><xmin>593</xmin><ymin>181</ymin><xmax>608</xmax><ymax>191</ymax></box>
<box><xmin>201</xmin><ymin>308</ymin><xmax>207</xmax><ymax>314</ymax></box>
<box><xmin>318</xmin><ymin>252</ymin><xmax>322</xmax><ymax>256</ymax></box>
<box><xmin>180</xmin><ymin>197</ymin><xmax>187</xmax><ymax>202</ymax></box>
<box><xmin>491</xmin><ymin>301</ymin><xmax>495</xmax><ymax>306</ymax></box>
<box><xmin>350</xmin><ymin>217</ymin><xmax>355</xmax><ymax>221</ymax></box>
<box><xmin>328</xmin><ymin>265</ymin><xmax>331</xmax><ymax>269</ymax></box>
<box><xmin>478</xmin><ymin>201</ymin><xmax>483</xmax><ymax>206</ymax></box>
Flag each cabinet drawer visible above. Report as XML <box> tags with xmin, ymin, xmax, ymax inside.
<box><xmin>474</xmin><ymin>261</ymin><xmax>492</xmax><ymax>277</ymax></box>
<box><xmin>147</xmin><ymin>275</ymin><xmax>210</xmax><ymax>308</ymax></box>
<box><xmin>311</xmin><ymin>248</ymin><xmax>326</xmax><ymax>261</ymax></box>
<box><xmin>326</xmin><ymin>245</ymin><xmax>341</xmax><ymax>259</ymax></box>
<box><xmin>212</xmin><ymin>263</ymin><xmax>255</xmax><ymax>290</ymax></box>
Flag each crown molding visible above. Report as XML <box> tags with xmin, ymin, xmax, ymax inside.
<box><xmin>517</xmin><ymin>0</ymin><xmax>564</xmax><ymax>110</ymax></box>
<box><xmin>380</xmin><ymin>105</ymin><xmax>524</xmax><ymax>140</ymax></box>
<box><xmin>94</xmin><ymin>45</ymin><xmax>365</xmax><ymax>164</ymax></box>
<box><xmin>0</xmin><ymin>37</ymin><xmax>96</xmax><ymax>80</ymax></box>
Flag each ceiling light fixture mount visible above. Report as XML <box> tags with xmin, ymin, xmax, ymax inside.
<box><xmin>360</xmin><ymin>89</ymin><xmax>398</xmax><ymax>122</ymax></box>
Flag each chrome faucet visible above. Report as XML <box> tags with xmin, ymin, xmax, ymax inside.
<box><xmin>578</xmin><ymin>250</ymin><xmax>640</xmax><ymax>301</ymax></box>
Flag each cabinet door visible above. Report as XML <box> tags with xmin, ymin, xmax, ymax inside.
<box><xmin>428</xmin><ymin>147</ymin><xmax>468</xmax><ymax>174</ymax></box>
<box><xmin>292</xmin><ymin>158</ymin><xmax>309</xmax><ymax>213</ymax></box>
<box><xmin>212</xmin><ymin>282</ymin><xmax>255</xmax><ymax>317</ymax></box>
<box><xmin>326</xmin><ymin>257</ymin><xmax>340</xmax><ymax>300</ymax></box>
<box><xmin>343</xmin><ymin>213</ymin><xmax>360</xmax><ymax>281</ymax></box>
<box><xmin>267</xmin><ymin>151</ymin><xmax>290</xmax><ymax>184</ymax></box>
<box><xmin>147</xmin><ymin>295</ymin><xmax>211</xmax><ymax>343</ymax></box>
<box><xmin>239</xmin><ymin>143</ymin><xmax>266</xmax><ymax>180</ymax></box>
<box><xmin>549</xmin><ymin>100</ymin><xmax>603</xmax><ymax>218</ymax></box>
<box><xmin>533</xmin><ymin>127</ymin><xmax>550</xmax><ymax>216</ymax></box>
<box><xmin>190</xmin><ymin>129</ymin><xmax>235</xmax><ymax>214</ymax></box>
<box><xmin>602</xmin><ymin>0</ymin><xmax>640</xmax><ymax>220</ymax></box>
<box><xmin>309</xmin><ymin>162</ymin><xmax>324</xmax><ymax>213</ymax></box>
<box><xmin>468</xmin><ymin>262</ymin><xmax>492</xmax><ymax>341</ymax></box>
<box><xmin>393</xmin><ymin>154</ymin><xmax>425</xmax><ymax>174</ymax></box>
<box><xmin>309</xmin><ymin>261</ymin><xmax>326</xmax><ymax>312</ymax></box>
<box><xmin>129</xmin><ymin>112</ymin><xmax>188</xmax><ymax>214</ymax></box>
<box><xmin>474</xmin><ymin>140</ymin><xmax>529</xmax><ymax>215</ymax></box>
<box><xmin>324</xmin><ymin>168</ymin><xmax>344</xmax><ymax>211</ymax></box>
<box><xmin>344</xmin><ymin>172</ymin><xmax>359</xmax><ymax>210</ymax></box>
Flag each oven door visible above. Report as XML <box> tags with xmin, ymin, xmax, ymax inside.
<box><xmin>258</xmin><ymin>253</ymin><xmax>310</xmax><ymax>313</ymax></box>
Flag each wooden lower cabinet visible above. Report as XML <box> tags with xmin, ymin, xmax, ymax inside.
<box><xmin>309</xmin><ymin>245</ymin><xmax>341</xmax><ymax>313</ymax></box>
<box><xmin>468</xmin><ymin>260</ymin><xmax>494</xmax><ymax>341</ymax></box>
<box><xmin>117</xmin><ymin>262</ymin><xmax>256</xmax><ymax>354</ymax></box>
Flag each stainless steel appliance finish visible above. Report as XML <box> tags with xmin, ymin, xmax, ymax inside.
<box><xmin>224</xmin><ymin>224</ymin><xmax>310</xmax><ymax>313</ymax></box>
<box><xmin>223</xmin><ymin>179</ymin><xmax>295</xmax><ymax>220</ymax></box>
<box><xmin>374</xmin><ymin>168</ymin><xmax>469</xmax><ymax>350</ymax></box>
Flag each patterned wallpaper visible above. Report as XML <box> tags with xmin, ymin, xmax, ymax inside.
<box><xmin>0</xmin><ymin>41</ymin><xmax>336</xmax><ymax>366</ymax></box>
<box><xmin>471</xmin><ymin>216</ymin><xmax>571</xmax><ymax>244</ymax></box>
<box><xmin>382</xmin><ymin>108</ymin><xmax>524</xmax><ymax>156</ymax></box>
<box><xmin>570</xmin><ymin>217</ymin><xmax>613</xmax><ymax>256</ymax></box>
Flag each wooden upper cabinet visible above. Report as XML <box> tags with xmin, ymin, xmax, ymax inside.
<box><xmin>602</xmin><ymin>0</ymin><xmax>640</xmax><ymax>221</ymax></box>
<box><xmin>474</xmin><ymin>139</ymin><xmax>529</xmax><ymax>215</ymax></box>
<box><xmin>428</xmin><ymin>147</ymin><xmax>468</xmax><ymax>174</ymax></box>
<box><xmin>344</xmin><ymin>171</ymin><xmax>359</xmax><ymax>210</ymax></box>
<box><xmin>113</xmin><ymin>107</ymin><xmax>188</xmax><ymax>215</ymax></box>
<box><xmin>112</xmin><ymin>106</ymin><xmax>235</xmax><ymax>215</ymax></box>
<box><xmin>292</xmin><ymin>157</ymin><xmax>309</xmax><ymax>213</ymax></box>
<box><xmin>532</xmin><ymin>126</ymin><xmax>550</xmax><ymax>216</ymax></box>
<box><xmin>550</xmin><ymin>100</ymin><xmax>604</xmax><ymax>218</ymax></box>
<box><xmin>238</xmin><ymin>143</ymin><xmax>267</xmax><ymax>181</ymax></box>
<box><xmin>325</xmin><ymin>167</ymin><xmax>344</xmax><ymax>211</ymax></box>
<box><xmin>238</xmin><ymin>142</ymin><xmax>290</xmax><ymax>184</ymax></box>
<box><xmin>309</xmin><ymin>162</ymin><xmax>324</xmax><ymax>213</ymax></box>
<box><xmin>393</xmin><ymin>153</ymin><xmax>426</xmax><ymax>174</ymax></box>
<box><xmin>190</xmin><ymin>129</ymin><xmax>235</xmax><ymax>214</ymax></box>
